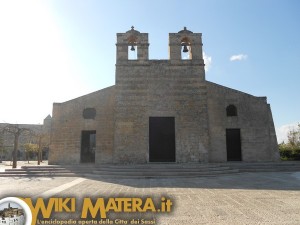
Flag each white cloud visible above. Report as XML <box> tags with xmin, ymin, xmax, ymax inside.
<box><xmin>230</xmin><ymin>54</ymin><xmax>248</xmax><ymax>61</ymax></box>
<box><xmin>276</xmin><ymin>122</ymin><xmax>299</xmax><ymax>143</ymax></box>
<box><xmin>203</xmin><ymin>52</ymin><xmax>212</xmax><ymax>71</ymax></box>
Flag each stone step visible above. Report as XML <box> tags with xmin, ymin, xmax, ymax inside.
<box><xmin>21</xmin><ymin>165</ymin><xmax>96</xmax><ymax>170</ymax></box>
<box><xmin>94</xmin><ymin>166</ymin><xmax>232</xmax><ymax>172</ymax></box>
<box><xmin>223</xmin><ymin>162</ymin><xmax>300</xmax><ymax>166</ymax></box>
<box><xmin>1</xmin><ymin>162</ymin><xmax>300</xmax><ymax>178</ymax></box>
<box><xmin>92</xmin><ymin>169</ymin><xmax>239</xmax><ymax>176</ymax></box>
<box><xmin>3</xmin><ymin>169</ymin><xmax>80</xmax><ymax>174</ymax></box>
<box><xmin>0</xmin><ymin>163</ymin><xmax>240</xmax><ymax>178</ymax></box>
<box><xmin>240</xmin><ymin>168</ymin><xmax>300</xmax><ymax>172</ymax></box>
<box><xmin>96</xmin><ymin>163</ymin><xmax>223</xmax><ymax>169</ymax></box>
<box><xmin>15</xmin><ymin>166</ymin><xmax>225</xmax><ymax>171</ymax></box>
<box><xmin>93</xmin><ymin>167</ymin><xmax>235</xmax><ymax>173</ymax></box>
<box><xmin>87</xmin><ymin>169</ymin><xmax>240</xmax><ymax>179</ymax></box>
<box><xmin>0</xmin><ymin>169</ymin><xmax>239</xmax><ymax>178</ymax></box>
<box><xmin>235</xmin><ymin>166</ymin><xmax>300</xmax><ymax>169</ymax></box>
<box><xmin>6</xmin><ymin>168</ymin><xmax>92</xmax><ymax>173</ymax></box>
<box><xmin>222</xmin><ymin>162</ymin><xmax>300</xmax><ymax>171</ymax></box>
<box><xmin>0</xmin><ymin>172</ymin><xmax>79</xmax><ymax>177</ymax></box>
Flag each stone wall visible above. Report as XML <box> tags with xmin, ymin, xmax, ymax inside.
<box><xmin>114</xmin><ymin>60</ymin><xmax>209</xmax><ymax>163</ymax></box>
<box><xmin>49</xmin><ymin>86</ymin><xmax>115</xmax><ymax>164</ymax></box>
<box><xmin>206</xmin><ymin>81</ymin><xmax>279</xmax><ymax>162</ymax></box>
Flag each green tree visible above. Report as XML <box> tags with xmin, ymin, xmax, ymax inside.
<box><xmin>287</xmin><ymin>123</ymin><xmax>300</xmax><ymax>147</ymax></box>
<box><xmin>23</xmin><ymin>143</ymin><xmax>39</xmax><ymax>163</ymax></box>
<box><xmin>279</xmin><ymin>123</ymin><xmax>300</xmax><ymax>160</ymax></box>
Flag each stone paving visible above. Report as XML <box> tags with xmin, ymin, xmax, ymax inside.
<box><xmin>1</xmin><ymin>169</ymin><xmax>300</xmax><ymax>225</ymax></box>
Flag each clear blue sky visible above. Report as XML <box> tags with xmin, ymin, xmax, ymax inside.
<box><xmin>0</xmin><ymin>0</ymin><xmax>299</xmax><ymax>142</ymax></box>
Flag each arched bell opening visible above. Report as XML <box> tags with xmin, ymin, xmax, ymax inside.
<box><xmin>181</xmin><ymin>37</ymin><xmax>192</xmax><ymax>60</ymax></box>
<box><xmin>128</xmin><ymin>34</ymin><xmax>138</xmax><ymax>60</ymax></box>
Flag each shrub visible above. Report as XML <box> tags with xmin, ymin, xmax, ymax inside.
<box><xmin>279</xmin><ymin>144</ymin><xmax>300</xmax><ymax>160</ymax></box>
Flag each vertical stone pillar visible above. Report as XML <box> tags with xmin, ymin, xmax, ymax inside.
<box><xmin>169</xmin><ymin>33</ymin><xmax>181</xmax><ymax>61</ymax></box>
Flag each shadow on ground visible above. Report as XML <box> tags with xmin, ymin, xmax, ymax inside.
<box><xmin>78</xmin><ymin>171</ymin><xmax>300</xmax><ymax>191</ymax></box>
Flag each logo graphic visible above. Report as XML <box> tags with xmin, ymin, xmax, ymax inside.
<box><xmin>0</xmin><ymin>196</ymin><xmax>172</xmax><ymax>225</ymax></box>
<box><xmin>0</xmin><ymin>197</ymin><xmax>32</xmax><ymax>225</ymax></box>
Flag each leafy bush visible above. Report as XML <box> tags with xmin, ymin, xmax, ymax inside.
<box><xmin>279</xmin><ymin>123</ymin><xmax>300</xmax><ymax>160</ymax></box>
<box><xmin>279</xmin><ymin>144</ymin><xmax>300</xmax><ymax>160</ymax></box>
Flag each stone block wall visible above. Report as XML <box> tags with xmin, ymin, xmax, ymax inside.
<box><xmin>49</xmin><ymin>86</ymin><xmax>115</xmax><ymax>164</ymax></box>
<box><xmin>114</xmin><ymin>60</ymin><xmax>209</xmax><ymax>163</ymax></box>
<box><xmin>206</xmin><ymin>81</ymin><xmax>279</xmax><ymax>162</ymax></box>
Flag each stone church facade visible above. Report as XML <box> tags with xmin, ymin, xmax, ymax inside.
<box><xmin>49</xmin><ymin>27</ymin><xmax>279</xmax><ymax>164</ymax></box>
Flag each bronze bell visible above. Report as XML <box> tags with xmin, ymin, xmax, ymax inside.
<box><xmin>130</xmin><ymin>45</ymin><xmax>135</xmax><ymax>51</ymax></box>
<box><xmin>182</xmin><ymin>45</ymin><xmax>189</xmax><ymax>53</ymax></box>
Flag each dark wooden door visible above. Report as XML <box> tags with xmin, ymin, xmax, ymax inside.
<box><xmin>149</xmin><ymin>117</ymin><xmax>175</xmax><ymax>162</ymax></box>
<box><xmin>81</xmin><ymin>130</ymin><xmax>96</xmax><ymax>163</ymax></box>
<box><xmin>226</xmin><ymin>129</ymin><xmax>242</xmax><ymax>161</ymax></box>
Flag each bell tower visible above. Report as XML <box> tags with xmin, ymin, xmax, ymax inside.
<box><xmin>169</xmin><ymin>27</ymin><xmax>204</xmax><ymax>64</ymax></box>
<box><xmin>114</xmin><ymin>27</ymin><xmax>209</xmax><ymax>164</ymax></box>
<box><xmin>116</xmin><ymin>26</ymin><xmax>149</xmax><ymax>63</ymax></box>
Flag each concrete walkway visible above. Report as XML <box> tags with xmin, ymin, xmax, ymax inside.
<box><xmin>0</xmin><ymin>170</ymin><xmax>300</xmax><ymax>224</ymax></box>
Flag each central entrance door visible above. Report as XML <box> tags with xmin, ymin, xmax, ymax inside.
<box><xmin>81</xmin><ymin>130</ymin><xmax>96</xmax><ymax>163</ymax></box>
<box><xmin>226</xmin><ymin>129</ymin><xmax>242</xmax><ymax>161</ymax></box>
<box><xmin>149</xmin><ymin>117</ymin><xmax>175</xmax><ymax>162</ymax></box>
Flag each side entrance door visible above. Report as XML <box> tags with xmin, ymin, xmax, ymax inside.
<box><xmin>226</xmin><ymin>129</ymin><xmax>242</xmax><ymax>161</ymax></box>
<box><xmin>81</xmin><ymin>130</ymin><xmax>96</xmax><ymax>163</ymax></box>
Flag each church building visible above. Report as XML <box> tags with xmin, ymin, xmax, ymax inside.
<box><xmin>49</xmin><ymin>27</ymin><xmax>279</xmax><ymax>164</ymax></box>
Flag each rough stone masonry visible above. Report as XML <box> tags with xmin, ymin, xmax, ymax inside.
<box><xmin>49</xmin><ymin>27</ymin><xmax>279</xmax><ymax>164</ymax></box>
